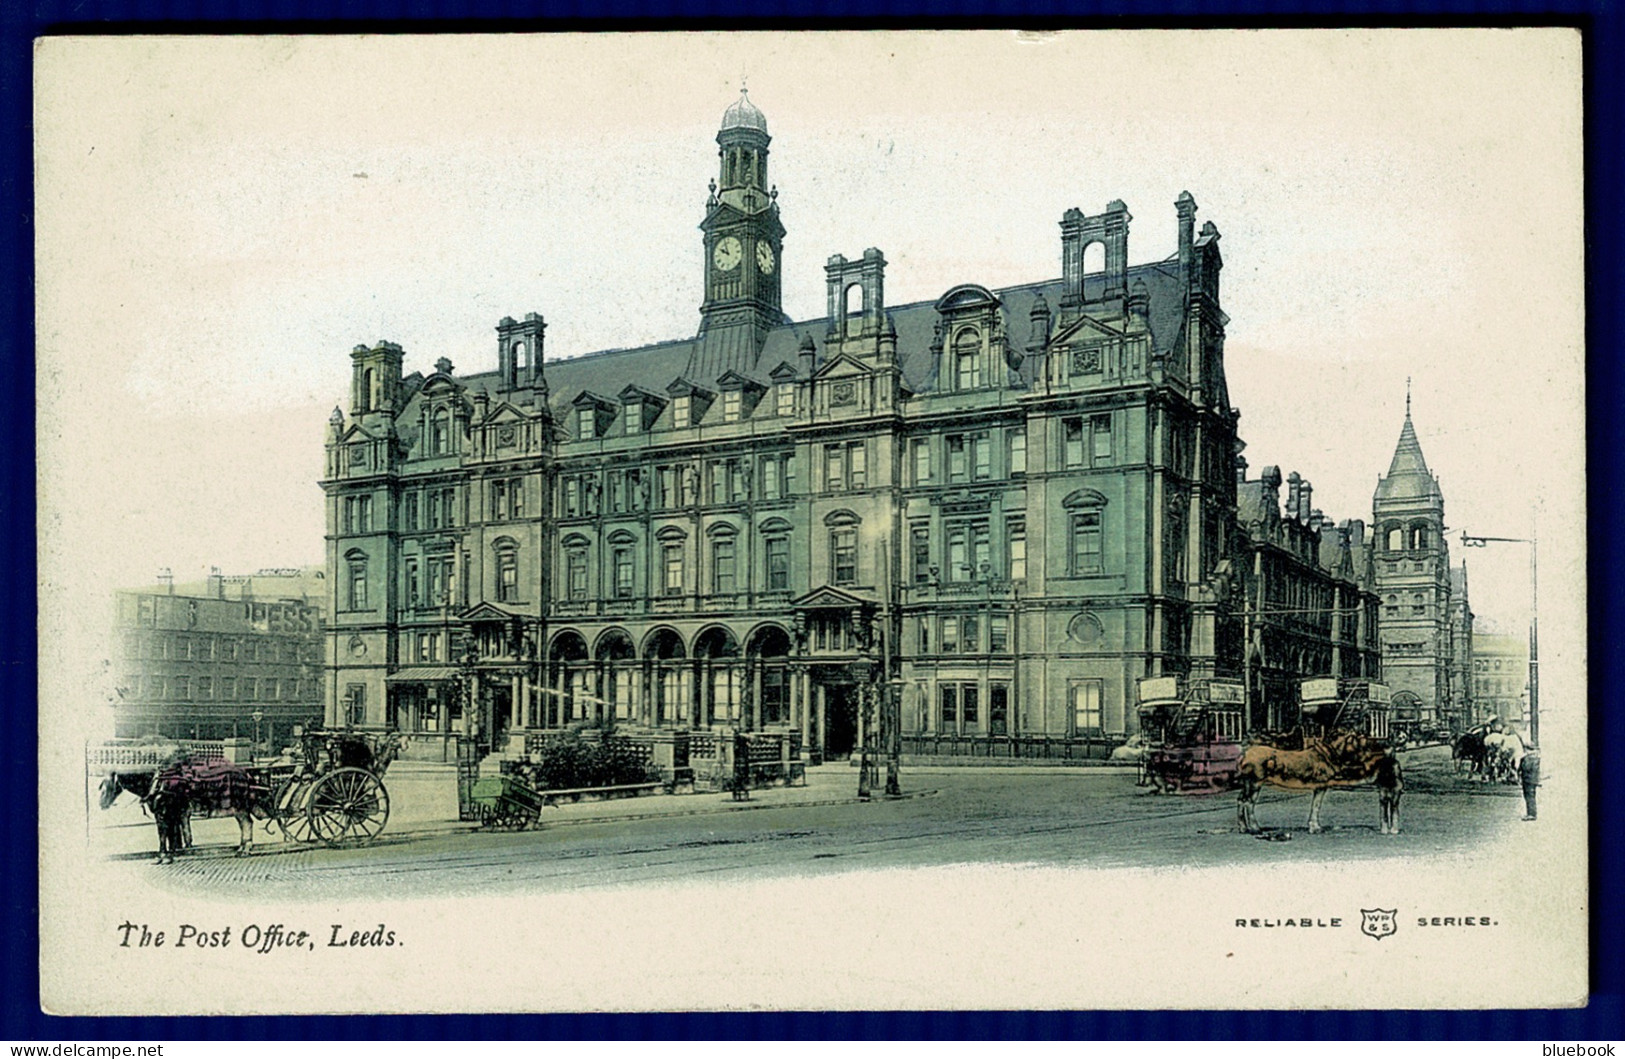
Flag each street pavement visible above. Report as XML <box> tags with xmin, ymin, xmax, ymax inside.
<box><xmin>91</xmin><ymin>745</ymin><xmax>1532</xmax><ymax>897</ymax></box>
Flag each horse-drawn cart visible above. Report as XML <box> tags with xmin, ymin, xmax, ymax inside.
<box><xmin>1137</xmin><ymin>677</ymin><xmax>1245</xmax><ymax>794</ymax></box>
<box><xmin>95</xmin><ymin>728</ymin><xmax>399</xmax><ymax>857</ymax></box>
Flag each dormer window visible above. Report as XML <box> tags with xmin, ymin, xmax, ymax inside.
<box><xmin>674</xmin><ymin>395</ymin><xmax>692</xmax><ymax>428</ymax></box>
<box><xmin>724</xmin><ymin>390</ymin><xmax>742</xmax><ymax>422</ymax></box>
<box><xmin>626</xmin><ymin>402</ymin><xmax>642</xmax><ymax>434</ymax></box>
<box><xmin>777</xmin><ymin>385</ymin><xmax>794</xmax><ymax>417</ymax></box>
<box><xmin>577</xmin><ymin>407</ymin><xmax>595</xmax><ymax>439</ymax></box>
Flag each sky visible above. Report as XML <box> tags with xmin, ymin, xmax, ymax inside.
<box><xmin>36</xmin><ymin>30</ymin><xmax>1583</xmax><ymax>637</ymax></box>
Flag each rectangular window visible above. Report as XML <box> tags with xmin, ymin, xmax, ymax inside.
<box><xmin>1092</xmin><ymin>414</ymin><xmax>1113</xmax><ymax>465</ymax></box>
<box><xmin>564</xmin><ymin>478</ymin><xmax>580</xmax><ymax>517</ymax></box>
<box><xmin>709</xmin><ymin>461</ymin><xmax>725</xmax><ymax>505</ymax></box>
<box><xmin>406</xmin><ymin>560</ymin><xmax>420</xmax><ymax>606</ymax></box>
<box><xmin>848</xmin><ymin>442</ymin><xmax>867</xmax><ymax>488</ymax></box>
<box><xmin>663</xmin><ymin>544</ymin><xmax>684</xmax><ymax>595</ymax></box>
<box><xmin>1064</xmin><ymin>418</ymin><xmax>1085</xmax><ymax>468</ymax></box>
<box><xmin>428</xmin><ymin>490</ymin><xmax>442</xmax><ymax>529</ymax></box>
<box><xmin>1072</xmin><ymin>512</ymin><xmax>1103</xmax><ymax>575</ymax></box>
<box><xmin>761</xmin><ymin>456</ymin><xmax>782</xmax><ymax>501</ymax></box>
<box><xmin>713</xmin><ymin>539</ymin><xmax>737</xmax><ymax>593</ymax></box>
<box><xmin>961</xmin><ymin>615</ymin><xmax>980</xmax><ymax>654</ymax></box>
<box><xmin>1072</xmin><ymin>681</ymin><xmax>1103</xmax><ymax>735</ymax></box>
<box><xmin>831</xmin><ymin>528</ymin><xmax>857</xmax><ymax>585</ymax></box>
<box><xmin>729</xmin><ymin>460</ymin><xmax>746</xmax><ymax>502</ymax></box>
<box><xmin>973</xmin><ymin>434</ymin><xmax>991</xmax><ymax>481</ymax></box>
<box><xmin>174</xmin><ymin>677</ymin><xmax>191</xmax><ymax>701</ymax></box>
<box><xmin>947</xmin><ymin>435</ymin><xmax>968</xmax><ymax>483</ymax></box>
<box><xmin>940</xmin><ymin>684</ymin><xmax>958</xmax><ymax>727</ymax></box>
<box><xmin>404</xmin><ymin>493</ymin><xmax>419</xmax><ymax>531</ymax></box>
<box><xmin>962</xmin><ymin>684</ymin><xmax>979</xmax><ymax>726</ymax></box>
<box><xmin>918</xmin><ymin>617</ymin><xmax>931</xmax><ymax>654</ymax></box>
<box><xmin>766</xmin><ymin>537</ymin><xmax>790</xmax><ymax>591</ymax></box>
<box><xmin>1007</xmin><ymin>427</ymin><xmax>1026</xmax><ymax>476</ymax></box>
<box><xmin>240</xmin><ymin>677</ymin><xmax>255</xmax><ymax>702</ymax></box>
<box><xmin>674</xmin><ymin>395</ymin><xmax>692</xmax><ymax>428</ymax></box>
<box><xmin>912</xmin><ymin>438</ymin><xmax>931</xmax><ymax>485</ymax></box>
<box><xmin>565</xmin><ymin>550</ymin><xmax>586</xmax><ymax>601</ymax></box>
<box><xmin>626</xmin><ymin>401</ymin><xmax>643</xmax><ymax>433</ymax></box>
<box><xmin>197</xmin><ymin>677</ymin><xmax>212</xmax><ymax>701</ymax></box>
<box><xmin>440</xmin><ymin>487</ymin><xmax>457</xmax><ymax>527</ymax></box>
<box><xmin>911</xmin><ymin>525</ymin><xmax>931</xmax><ymax>584</ymax></box>
<box><xmin>659</xmin><ymin>467</ymin><xmax>676</xmax><ymax>509</ymax></box>
<box><xmin>1007</xmin><ymin>518</ymin><xmax>1026</xmax><ymax>581</ymax></box>
<box><xmin>510</xmin><ymin>478</ymin><xmax>524</xmax><ymax>518</ymax></box>
<box><xmin>578</xmin><ymin>406</ymin><xmax>595</xmax><ymax>439</ymax></box>
<box><xmin>990</xmin><ymin>614</ymin><xmax>1010</xmax><ymax>653</ymax></box>
<box><xmin>940</xmin><ymin>616</ymin><xmax>959</xmax><ymax>654</ymax></box>
<box><xmin>614</xmin><ymin>547</ymin><xmax>634</xmax><ymax>598</ymax></box>
<box><xmin>221</xmin><ymin>677</ymin><xmax>236</xmax><ymax>701</ymax></box>
<box><xmin>825</xmin><ymin>444</ymin><xmax>844</xmax><ymax>491</ymax></box>
<box><xmin>947</xmin><ymin>525</ymin><xmax>967</xmax><ymax>583</ymax></box>
<box><xmin>777</xmin><ymin>385</ymin><xmax>794</xmax><ymax>417</ymax></box>
<box><xmin>261</xmin><ymin>678</ymin><xmax>276</xmax><ymax>702</ymax></box>
<box><xmin>724</xmin><ymin>389</ymin><xmax>742</xmax><ymax>422</ymax></box>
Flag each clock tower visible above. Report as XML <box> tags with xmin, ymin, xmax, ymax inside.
<box><xmin>693</xmin><ymin>89</ymin><xmax>786</xmax><ymax>382</ymax></box>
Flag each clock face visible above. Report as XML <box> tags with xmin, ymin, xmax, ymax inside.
<box><xmin>755</xmin><ymin>241</ymin><xmax>776</xmax><ymax>275</ymax></box>
<box><xmin>713</xmin><ymin>236</ymin><xmax>743</xmax><ymax>272</ymax></box>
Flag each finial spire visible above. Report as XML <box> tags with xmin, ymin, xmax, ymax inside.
<box><xmin>1406</xmin><ymin>377</ymin><xmax>1412</xmax><ymax>417</ymax></box>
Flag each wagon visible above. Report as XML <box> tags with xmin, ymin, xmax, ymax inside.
<box><xmin>1137</xmin><ymin>677</ymin><xmax>1245</xmax><ymax>794</ymax></box>
<box><xmin>262</xmin><ymin>729</ymin><xmax>398</xmax><ymax>846</ymax></box>
<box><xmin>469</xmin><ymin>773</ymin><xmax>547</xmax><ymax>830</ymax></box>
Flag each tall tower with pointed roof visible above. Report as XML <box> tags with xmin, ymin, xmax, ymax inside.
<box><xmin>693</xmin><ymin>88</ymin><xmax>786</xmax><ymax>382</ymax></box>
<box><xmin>1372</xmin><ymin>397</ymin><xmax>1461</xmax><ymax>727</ymax></box>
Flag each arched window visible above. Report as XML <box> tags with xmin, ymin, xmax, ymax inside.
<box><xmin>954</xmin><ymin>328</ymin><xmax>982</xmax><ymax>391</ymax></box>
<box><xmin>493</xmin><ymin>537</ymin><xmax>522</xmax><ymax>603</ymax></box>
<box><xmin>845</xmin><ymin>283</ymin><xmax>864</xmax><ymax>319</ymax></box>
<box><xmin>1386</xmin><ymin>525</ymin><xmax>1404</xmax><ymax>552</ymax></box>
<box><xmin>431</xmin><ymin>408</ymin><xmax>451</xmax><ymax>455</ymax></box>
<box><xmin>1410</xmin><ymin>523</ymin><xmax>1429</xmax><ymax>550</ymax></box>
<box><xmin>344</xmin><ymin>550</ymin><xmax>369</xmax><ymax>610</ymax></box>
<box><xmin>826</xmin><ymin>511</ymin><xmax>861</xmax><ymax>586</ymax></box>
<box><xmin>360</xmin><ymin>368</ymin><xmax>376</xmax><ymax>413</ymax></box>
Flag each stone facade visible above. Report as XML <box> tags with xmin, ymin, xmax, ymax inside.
<box><xmin>321</xmin><ymin>92</ymin><xmax>1382</xmax><ymax>757</ymax></box>
<box><xmin>111</xmin><ymin>568</ymin><xmax>325</xmax><ymax>746</ymax></box>
<box><xmin>1472</xmin><ymin>623</ymin><xmax>1528</xmax><ymax>730</ymax></box>
<box><xmin>1371</xmin><ymin>406</ymin><xmax>1471</xmax><ymax>727</ymax></box>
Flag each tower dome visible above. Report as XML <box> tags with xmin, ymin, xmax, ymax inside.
<box><xmin>720</xmin><ymin>88</ymin><xmax>768</xmax><ymax>134</ymax></box>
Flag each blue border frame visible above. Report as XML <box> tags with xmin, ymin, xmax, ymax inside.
<box><xmin>4</xmin><ymin>4</ymin><xmax>1620</xmax><ymax>1040</ymax></box>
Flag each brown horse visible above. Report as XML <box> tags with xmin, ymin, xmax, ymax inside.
<box><xmin>1236</xmin><ymin>728</ymin><xmax>1398</xmax><ymax>834</ymax></box>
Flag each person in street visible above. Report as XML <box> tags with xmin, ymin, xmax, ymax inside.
<box><xmin>1375</xmin><ymin>752</ymin><xmax>1403</xmax><ymax>834</ymax></box>
<box><xmin>1519</xmin><ymin>744</ymin><xmax>1541</xmax><ymax>820</ymax></box>
<box><xmin>731</xmin><ymin>729</ymin><xmax>751</xmax><ymax>801</ymax></box>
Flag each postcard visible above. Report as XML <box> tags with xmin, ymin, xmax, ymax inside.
<box><xmin>36</xmin><ymin>29</ymin><xmax>1586</xmax><ymax>1014</ymax></box>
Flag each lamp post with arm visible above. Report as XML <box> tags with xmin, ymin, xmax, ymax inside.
<box><xmin>1461</xmin><ymin>529</ymin><xmax>1538</xmax><ymax>747</ymax></box>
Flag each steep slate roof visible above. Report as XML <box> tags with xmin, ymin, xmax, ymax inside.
<box><xmin>428</xmin><ymin>256</ymin><xmax>1191</xmax><ymax>428</ymax></box>
<box><xmin>1376</xmin><ymin>411</ymin><xmax>1442</xmax><ymax>502</ymax></box>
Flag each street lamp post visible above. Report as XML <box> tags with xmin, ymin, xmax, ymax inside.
<box><xmin>251</xmin><ymin>709</ymin><xmax>264</xmax><ymax>761</ymax></box>
<box><xmin>1461</xmin><ymin>529</ymin><xmax>1539</xmax><ymax>747</ymax></box>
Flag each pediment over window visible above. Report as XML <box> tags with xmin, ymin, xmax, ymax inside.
<box><xmin>1049</xmin><ymin>314</ymin><xmax>1124</xmax><ymax>347</ymax></box>
<box><xmin>933</xmin><ymin>283</ymin><xmax>1001</xmax><ymax>313</ymax></box>
<box><xmin>791</xmin><ymin>585</ymin><xmax>872</xmax><ymax>610</ymax></box>
<box><xmin>458</xmin><ymin>602</ymin><xmax>517</xmax><ymax>623</ymax></box>
<box><xmin>758</xmin><ymin>516</ymin><xmax>794</xmax><ymax>534</ymax></box>
<box><xmin>811</xmin><ymin>353</ymin><xmax>874</xmax><ymax>380</ymax></box>
<box><xmin>558</xmin><ymin>533</ymin><xmax>591</xmax><ymax>549</ymax></box>
<box><xmin>1062</xmin><ymin>488</ymin><xmax>1109</xmax><ymax>509</ymax></box>
<box><xmin>767</xmin><ymin>361</ymin><xmax>799</xmax><ymax>381</ymax></box>
<box><xmin>606</xmin><ymin>529</ymin><xmax>638</xmax><ymax>545</ymax></box>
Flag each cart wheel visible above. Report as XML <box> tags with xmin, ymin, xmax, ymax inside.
<box><xmin>308</xmin><ymin>767</ymin><xmax>390</xmax><ymax>847</ymax></box>
<box><xmin>279</xmin><ymin>810</ymin><xmax>318</xmax><ymax>845</ymax></box>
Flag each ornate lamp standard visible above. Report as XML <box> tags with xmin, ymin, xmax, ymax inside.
<box><xmin>849</xmin><ymin>654</ymin><xmax>878</xmax><ymax>800</ymax></box>
<box><xmin>1461</xmin><ymin>529</ymin><xmax>1539</xmax><ymax>747</ymax></box>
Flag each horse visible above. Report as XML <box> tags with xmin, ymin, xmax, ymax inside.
<box><xmin>1483</xmin><ymin>729</ymin><xmax>1526</xmax><ymax>783</ymax></box>
<box><xmin>112</xmin><ymin>760</ymin><xmax>272</xmax><ymax>863</ymax></box>
<box><xmin>1453</xmin><ymin>727</ymin><xmax>1490</xmax><ymax>779</ymax></box>
<box><xmin>1236</xmin><ymin>728</ymin><xmax>1398</xmax><ymax>835</ymax></box>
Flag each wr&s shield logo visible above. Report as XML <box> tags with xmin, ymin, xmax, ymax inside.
<box><xmin>1360</xmin><ymin>908</ymin><xmax>1398</xmax><ymax>940</ymax></box>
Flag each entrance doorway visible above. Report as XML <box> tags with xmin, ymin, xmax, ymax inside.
<box><xmin>824</xmin><ymin>685</ymin><xmax>858</xmax><ymax>759</ymax></box>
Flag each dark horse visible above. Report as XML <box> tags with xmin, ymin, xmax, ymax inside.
<box><xmin>1453</xmin><ymin>726</ymin><xmax>1489</xmax><ymax>779</ymax></box>
<box><xmin>101</xmin><ymin>761</ymin><xmax>271</xmax><ymax>863</ymax></box>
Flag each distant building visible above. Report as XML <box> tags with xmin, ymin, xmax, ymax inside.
<box><xmin>110</xmin><ymin>567</ymin><xmax>326</xmax><ymax>747</ymax></box>
<box><xmin>1370</xmin><ymin>403</ymin><xmax>1470</xmax><ymax>730</ymax></box>
<box><xmin>1472</xmin><ymin>619</ymin><xmax>1528</xmax><ymax>731</ymax></box>
<box><xmin>1233</xmin><ymin>462</ymin><xmax>1382</xmax><ymax>732</ymax></box>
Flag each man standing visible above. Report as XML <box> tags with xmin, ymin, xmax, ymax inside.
<box><xmin>1519</xmin><ymin>744</ymin><xmax>1541</xmax><ymax>821</ymax></box>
